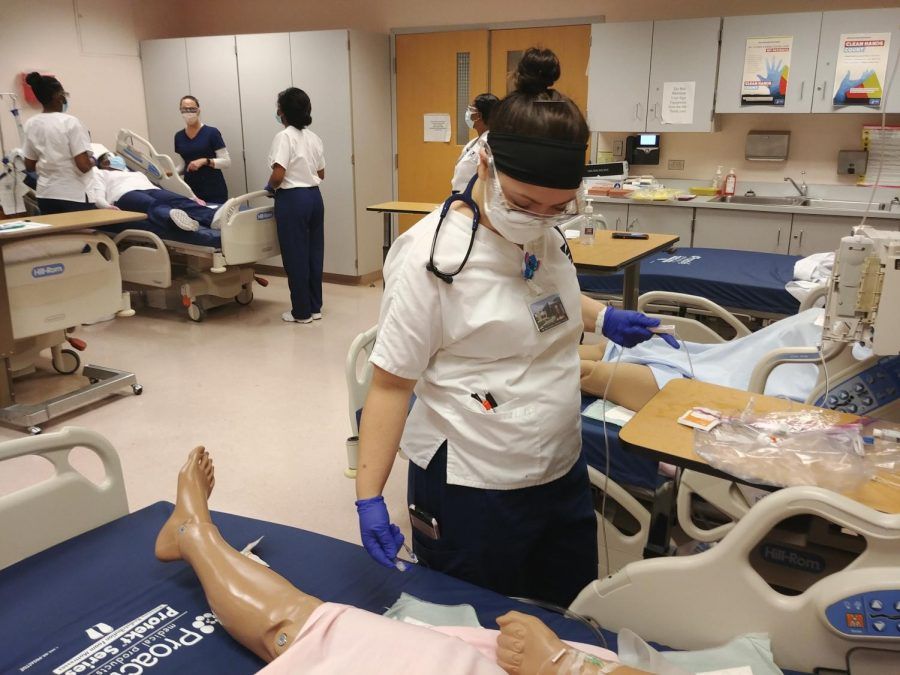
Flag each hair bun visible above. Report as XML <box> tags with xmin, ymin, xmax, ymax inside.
<box><xmin>515</xmin><ymin>48</ymin><xmax>560</xmax><ymax>95</ymax></box>
<box><xmin>25</xmin><ymin>72</ymin><xmax>42</xmax><ymax>88</ymax></box>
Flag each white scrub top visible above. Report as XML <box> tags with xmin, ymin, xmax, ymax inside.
<box><xmin>370</xmin><ymin>207</ymin><xmax>584</xmax><ymax>490</ymax></box>
<box><xmin>89</xmin><ymin>169</ymin><xmax>159</xmax><ymax>208</ymax></box>
<box><xmin>267</xmin><ymin>127</ymin><xmax>325</xmax><ymax>189</ymax></box>
<box><xmin>450</xmin><ymin>133</ymin><xmax>485</xmax><ymax>194</ymax></box>
<box><xmin>22</xmin><ymin>112</ymin><xmax>93</xmax><ymax>202</ymax></box>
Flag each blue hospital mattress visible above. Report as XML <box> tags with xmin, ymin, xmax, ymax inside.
<box><xmin>0</xmin><ymin>502</ymin><xmax>618</xmax><ymax>674</ymax></box>
<box><xmin>100</xmin><ymin>219</ymin><xmax>223</xmax><ymax>248</ymax></box>
<box><xmin>578</xmin><ymin>247</ymin><xmax>801</xmax><ymax>316</ymax></box>
<box><xmin>581</xmin><ymin>394</ymin><xmax>662</xmax><ymax>491</ymax></box>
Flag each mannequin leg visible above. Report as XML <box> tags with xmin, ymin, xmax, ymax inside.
<box><xmin>155</xmin><ymin>447</ymin><xmax>322</xmax><ymax>662</ymax></box>
<box><xmin>580</xmin><ymin>360</ymin><xmax>659</xmax><ymax>411</ymax></box>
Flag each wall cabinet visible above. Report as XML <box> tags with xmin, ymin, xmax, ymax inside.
<box><xmin>811</xmin><ymin>8</ymin><xmax>900</xmax><ymax>114</ymax></box>
<box><xmin>693</xmin><ymin>209</ymin><xmax>792</xmax><ymax>254</ymax></box>
<box><xmin>715</xmin><ymin>13</ymin><xmax>823</xmax><ymax>114</ymax></box>
<box><xmin>625</xmin><ymin>204</ymin><xmax>693</xmax><ymax>245</ymax></box>
<box><xmin>645</xmin><ymin>18</ymin><xmax>720</xmax><ymax>133</ymax></box>
<box><xmin>587</xmin><ymin>18</ymin><xmax>719</xmax><ymax>132</ymax></box>
<box><xmin>140</xmin><ymin>30</ymin><xmax>391</xmax><ymax>277</ymax></box>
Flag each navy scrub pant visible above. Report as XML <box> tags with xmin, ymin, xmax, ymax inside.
<box><xmin>408</xmin><ymin>443</ymin><xmax>599</xmax><ymax>607</ymax></box>
<box><xmin>115</xmin><ymin>189</ymin><xmax>215</xmax><ymax>229</ymax></box>
<box><xmin>274</xmin><ymin>186</ymin><xmax>325</xmax><ymax>320</ymax></box>
<box><xmin>37</xmin><ymin>197</ymin><xmax>95</xmax><ymax>215</ymax></box>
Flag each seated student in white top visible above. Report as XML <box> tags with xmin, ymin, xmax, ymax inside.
<box><xmin>21</xmin><ymin>72</ymin><xmax>95</xmax><ymax>215</ymax></box>
<box><xmin>91</xmin><ymin>153</ymin><xmax>219</xmax><ymax>232</ymax></box>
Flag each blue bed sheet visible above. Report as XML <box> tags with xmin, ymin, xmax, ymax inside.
<box><xmin>0</xmin><ymin>502</ymin><xmax>619</xmax><ymax>674</ymax></box>
<box><xmin>578</xmin><ymin>247</ymin><xmax>801</xmax><ymax>316</ymax></box>
<box><xmin>581</xmin><ymin>394</ymin><xmax>662</xmax><ymax>491</ymax></box>
<box><xmin>100</xmin><ymin>219</ymin><xmax>223</xmax><ymax>248</ymax></box>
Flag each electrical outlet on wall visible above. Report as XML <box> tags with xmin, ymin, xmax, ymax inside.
<box><xmin>668</xmin><ymin>159</ymin><xmax>685</xmax><ymax>171</ymax></box>
<box><xmin>613</xmin><ymin>140</ymin><xmax>624</xmax><ymax>157</ymax></box>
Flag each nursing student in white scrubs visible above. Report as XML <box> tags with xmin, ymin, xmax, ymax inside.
<box><xmin>355</xmin><ymin>48</ymin><xmax>677</xmax><ymax>607</ymax></box>
<box><xmin>22</xmin><ymin>72</ymin><xmax>95</xmax><ymax>215</ymax></box>
<box><xmin>450</xmin><ymin>93</ymin><xmax>499</xmax><ymax>194</ymax></box>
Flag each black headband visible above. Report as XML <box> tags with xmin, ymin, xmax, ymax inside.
<box><xmin>487</xmin><ymin>131</ymin><xmax>586</xmax><ymax>189</ymax></box>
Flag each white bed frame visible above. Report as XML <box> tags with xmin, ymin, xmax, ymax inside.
<box><xmin>344</xmin><ymin>325</ymin><xmax>378</xmax><ymax>479</ymax></box>
<box><xmin>0</xmin><ymin>427</ymin><xmax>128</xmax><ymax>569</ymax></box>
<box><xmin>571</xmin><ymin>485</ymin><xmax>900</xmax><ymax>673</ymax></box>
<box><xmin>114</xmin><ymin>130</ymin><xmax>279</xmax><ymax>321</ymax></box>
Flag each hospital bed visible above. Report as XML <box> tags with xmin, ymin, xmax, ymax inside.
<box><xmin>0</xmin><ymin>233</ymin><xmax>140</xmax><ymax>434</ymax></box>
<box><xmin>0</xmin><ymin>428</ymin><xmax>613</xmax><ymax>674</ymax></box>
<box><xmin>578</xmin><ymin>247</ymin><xmax>803</xmax><ymax>322</ymax></box>
<box><xmin>111</xmin><ymin>130</ymin><xmax>278</xmax><ymax>321</ymax></box>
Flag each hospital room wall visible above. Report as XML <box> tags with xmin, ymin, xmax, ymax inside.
<box><xmin>0</xmin><ymin>0</ymin><xmax>148</xmax><ymax>155</ymax></box>
<box><xmin>133</xmin><ymin>0</ymin><xmax>893</xmax><ymax>38</ymax></box>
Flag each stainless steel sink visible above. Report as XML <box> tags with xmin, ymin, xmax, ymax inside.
<box><xmin>802</xmin><ymin>198</ymin><xmax>886</xmax><ymax>211</ymax></box>
<box><xmin>711</xmin><ymin>195</ymin><xmax>807</xmax><ymax>206</ymax></box>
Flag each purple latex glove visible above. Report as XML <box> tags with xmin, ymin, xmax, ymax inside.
<box><xmin>355</xmin><ymin>495</ymin><xmax>405</xmax><ymax>569</ymax></box>
<box><xmin>601</xmin><ymin>306</ymin><xmax>680</xmax><ymax>349</ymax></box>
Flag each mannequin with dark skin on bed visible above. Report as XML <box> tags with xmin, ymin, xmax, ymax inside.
<box><xmin>155</xmin><ymin>448</ymin><xmax>649</xmax><ymax>674</ymax></box>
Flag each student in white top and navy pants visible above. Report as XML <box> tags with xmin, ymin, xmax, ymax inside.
<box><xmin>22</xmin><ymin>72</ymin><xmax>95</xmax><ymax>215</ymax></box>
<box><xmin>266</xmin><ymin>88</ymin><xmax>326</xmax><ymax>324</ymax></box>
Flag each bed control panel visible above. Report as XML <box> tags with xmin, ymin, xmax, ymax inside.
<box><xmin>815</xmin><ymin>356</ymin><xmax>900</xmax><ymax>415</ymax></box>
<box><xmin>825</xmin><ymin>591</ymin><xmax>900</xmax><ymax>637</ymax></box>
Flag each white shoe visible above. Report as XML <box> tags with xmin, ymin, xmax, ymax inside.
<box><xmin>282</xmin><ymin>311</ymin><xmax>313</xmax><ymax>324</ymax></box>
<box><xmin>312</xmin><ymin>312</ymin><xmax>322</xmax><ymax>320</ymax></box>
<box><xmin>170</xmin><ymin>209</ymin><xmax>200</xmax><ymax>232</ymax></box>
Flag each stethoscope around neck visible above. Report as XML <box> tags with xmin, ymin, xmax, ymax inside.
<box><xmin>426</xmin><ymin>174</ymin><xmax>480</xmax><ymax>284</ymax></box>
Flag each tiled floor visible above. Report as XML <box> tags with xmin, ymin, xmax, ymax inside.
<box><xmin>0</xmin><ymin>276</ymin><xmax>414</xmax><ymax>546</ymax></box>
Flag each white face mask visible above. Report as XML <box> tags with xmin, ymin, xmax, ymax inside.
<box><xmin>182</xmin><ymin>112</ymin><xmax>199</xmax><ymax>125</ymax></box>
<box><xmin>464</xmin><ymin>108</ymin><xmax>476</xmax><ymax>129</ymax></box>
<box><xmin>481</xmin><ymin>153</ymin><xmax>581</xmax><ymax>246</ymax></box>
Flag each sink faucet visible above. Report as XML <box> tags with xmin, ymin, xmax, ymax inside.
<box><xmin>784</xmin><ymin>171</ymin><xmax>808</xmax><ymax>197</ymax></box>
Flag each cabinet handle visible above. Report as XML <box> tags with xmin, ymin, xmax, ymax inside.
<box><xmin>776</xmin><ymin>228</ymin><xmax>781</xmax><ymax>249</ymax></box>
<box><xmin>628</xmin><ymin>219</ymin><xmax>638</xmax><ymax>231</ymax></box>
<box><xmin>635</xmin><ymin>102</ymin><xmax>642</xmax><ymax>120</ymax></box>
<box><xmin>820</xmin><ymin>80</ymin><xmax>827</xmax><ymax>100</ymax></box>
<box><xmin>799</xmin><ymin>81</ymin><xmax>805</xmax><ymax>101</ymax></box>
<box><xmin>615</xmin><ymin>217</ymin><xmax>621</xmax><ymax>230</ymax></box>
<box><xmin>655</xmin><ymin>102</ymin><xmax>661</xmax><ymax>120</ymax></box>
<box><xmin>798</xmin><ymin>229</ymin><xmax>804</xmax><ymax>249</ymax></box>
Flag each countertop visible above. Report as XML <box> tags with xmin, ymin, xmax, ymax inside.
<box><xmin>587</xmin><ymin>195</ymin><xmax>900</xmax><ymax>221</ymax></box>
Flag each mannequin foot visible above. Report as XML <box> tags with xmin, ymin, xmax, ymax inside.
<box><xmin>155</xmin><ymin>446</ymin><xmax>216</xmax><ymax>561</ymax></box>
<box><xmin>496</xmin><ymin>611</ymin><xmax>569</xmax><ymax>674</ymax></box>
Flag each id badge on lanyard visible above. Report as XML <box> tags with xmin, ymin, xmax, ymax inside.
<box><xmin>522</xmin><ymin>237</ymin><xmax>569</xmax><ymax>334</ymax></box>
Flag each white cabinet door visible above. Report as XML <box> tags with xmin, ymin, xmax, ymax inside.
<box><xmin>715</xmin><ymin>13</ymin><xmax>823</xmax><ymax>114</ymax></box>
<box><xmin>625</xmin><ymin>204</ymin><xmax>692</xmax><ymax>245</ymax></box>
<box><xmin>646</xmin><ymin>18</ymin><xmax>721</xmax><ymax>132</ymax></box>
<box><xmin>290</xmin><ymin>30</ymin><xmax>356</xmax><ymax>276</ymax></box>
<box><xmin>590</xmin><ymin>202</ymin><xmax>629</xmax><ymax>231</ymax></box>
<box><xmin>140</xmin><ymin>39</ymin><xmax>189</xmax><ymax>163</ymax></box>
<box><xmin>693</xmin><ymin>209</ymin><xmax>792</xmax><ymax>253</ymax></box>
<box><xmin>812</xmin><ymin>8</ymin><xmax>900</xmax><ymax>114</ymax></box>
<box><xmin>185</xmin><ymin>35</ymin><xmax>247</xmax><ymax>198</ymax></box>
<box><xmin>236</xmin><ymin>33</ymin><xmax>293</xmax><ymax>201</ymax></box>
<box><xmin>789</xmin><ymin>214</ymin><xmax>860</xmax><ymax>256</ymax></box>
<box><xmin>587</xmin><ymin>22</ymin><xmax>652</xmax><ymax>132</ymax></box>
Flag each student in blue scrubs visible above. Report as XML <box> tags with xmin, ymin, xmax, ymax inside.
<box><xmin>174</xmin><ymin>95</ymin><xmax>231</xmax><ymax>204</ymax></box>
<box><xmin>265</xmin><ymin>87</ymin><xmax>326</xmax><ymax>324</ymax></box>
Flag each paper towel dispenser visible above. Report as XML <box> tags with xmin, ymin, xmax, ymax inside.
<box><xmin>746</xmin><ymin>131</ymin><xmax>790</xmax><ymax>161</ymax></box>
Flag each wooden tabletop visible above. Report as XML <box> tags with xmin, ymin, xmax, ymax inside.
<box><xmin>366</xmin><ymin>201</ymin><xmax>437</xmax><ymax>215</ymax></box>
<box><xmin>620</xmin><ymin>379</ymin><xmax>900</xmax><ymax>514</ymax></box>
<box><xmin>0</xmin><ymin>210</ymin><xmax>146</xmax><ymax>241</ymax></box>
<box><xmin>570</xmin><ymin>231</ymin><xmax>679</xmax><ymax>271</ymax></box>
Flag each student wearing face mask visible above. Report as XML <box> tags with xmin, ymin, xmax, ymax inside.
<box><xmin>174</xmin><ymin>95</ymin><xmax>231</xmax><ymax>204</ymax></box>
<box><xmin>450</xmin><ymin>93</ymin><xmax>499</xmax><ymax>194</ymax></box>
<box><xmin>355</xmin><ymin>48</ymin><xmax>679</xmax><ymax>607</ymax></box>
<box><xmin>21</xmin><ymin>72</ymin><xmax>95</xmax><ymax>215</ymax></box>
<box><xmin>266</xmin><ymin>87</ymin><xmax>326</xmax><ymax>324</ymax></box>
